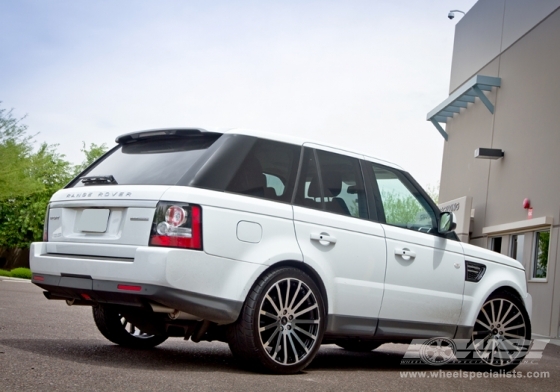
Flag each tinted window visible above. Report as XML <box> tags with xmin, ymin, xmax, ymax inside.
<box><xmin>315</xmin><ymin>150</ymin><xmax>367</xmax><ymax>218</ymax></box>
<box><xmin>294</xmin><ymin>148</ymin><xmax>368</xmax><ymax>219</ymax></box>
<box><xmin>372</xmin><ymin>164</ymin><xmax>437</xmax><ymax>232</ymax></box>
<box><xmin>70</xmin><ymin>135</ymin><xmax>220</xmax><ymax>187</ymax></box>
<box><xmin>226</xmin><ymin>139</ymin><xmax>300</xmax><ymax>202</ymax></box>
<box><xmin>294</xmin><ymin>148</ymin><xmax>323</xmax><ymax>211</ymax></box>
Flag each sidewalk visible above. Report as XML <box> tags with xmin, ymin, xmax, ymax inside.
<box><xmin>533</xmin><ymin>335</ymin><xmax>560</xmax><ymax>347</ymax></box>
<box><xmin>0</xmin><ymin>276</ymin><xmax>30</xmax><ymax>283</ymax></box>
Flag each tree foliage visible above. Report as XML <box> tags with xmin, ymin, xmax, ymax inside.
<box><xmin>535</xmin><ymin>231</ymin><xmax>550</xmax><ymax>278</ymax></box>
<box><xmin>73</xmin><ymin>142</ymin><xmax>109</xmax><ymax>176</ymax></box>
<box><xmin>424</xmin><ymin>183</ymin><xmax>440</xmax><ymax>204</ymax></box>
<box><xmin>0</xmin><ymin>105</ymin><xmax>109</xmax><ymax>254</ymax></box>
<box><xmin>381</xmin><ymin>190</ymin><xmax>425</xmax><ymax>227</ymax></box>
<box><xmin>0</xmin><ymin>107</ymin><xmax>40</xmax><ymax>199</ymax></box>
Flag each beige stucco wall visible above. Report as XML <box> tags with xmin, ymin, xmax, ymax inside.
<box><xmin>440</xmin><ymin>1</ymin><xmax>560</xmax><ymax>337</ymax></box>
<box><xmin>449</xmin><ymin>0</ymin><xmax>560</xmax><ymax>92</ymax></box>
<box><xmin>439</xmin><ymin>59</ymin><xmax>499</xmax><ymax>240</ymax></box>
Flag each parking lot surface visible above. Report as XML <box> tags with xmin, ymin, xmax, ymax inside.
<box><xmin>1</xmin><ymin>279</ymin><xmax>559</xmax><ymax>391</ymax></box>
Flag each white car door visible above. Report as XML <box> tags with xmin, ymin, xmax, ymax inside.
<box><xmin>292</xmin><ymin>147</ymin><xmax>387</xmax><ymax>337</ymax></box>
<box><xmin>367</xmin><ymin>162</ymin><xmax>465</xmax><ymax>338</ymax></box>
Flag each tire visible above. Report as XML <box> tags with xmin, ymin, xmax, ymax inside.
<box><xmin>336</xmin><ymin>341</ymin><xmax>382</xmax><ymax>352</ymax></box>
<box><xmin>469</xmin><ymin>291</ymin><xmax>531</xmax><ymax>371</ymax></box>
<box><xmin>92</xmin><ymin>305</ymin><xmax>168</xmax><ymax>349</ymax></box>
<box><xmin>228</xmin><ymin>267</ymin><xmax>326</xmax><ymax>374</ymax></box>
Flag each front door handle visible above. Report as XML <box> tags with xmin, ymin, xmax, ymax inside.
<box><xmin>310</xmin><ymin>232</ymin><xmax>337</xmax><ymax>245</ymax></box>
<box><xmin>394</xmin><ymin>248</ymin><xmax>416</xmax><ymax>258</ymax></box>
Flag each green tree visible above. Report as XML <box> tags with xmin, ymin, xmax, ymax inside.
<box><xmin>0</xmin><ymin>107</ymin><xmax>41</xmax><ymax>199</ymax></box>
<box><xmin>381</xmin><ymin>190</ymin><xmax>424</xmax><ymax>226</ymax></box>
<box><xmin>29</xmin><ymin>143</ymin><xmax>74</xmax><ymax>191</ymax></box>
<box><xmin>424</xmin><ymin>183</ymin><xmax>440</xmax><ymax>204</ymax></box>
<box><xmin>0</xmin><ymin>105</ymin><xmax>109</xmax><ymax>268</ymax></box>
<box><xmin>535</xmin><ymin>231</ymin><xmax>550</xmax><ymax>278</ymax></box>
<box><xmin>73</xmin><ymin>142</ymin><xmax>109</xmax><ymax>176</ymax></box>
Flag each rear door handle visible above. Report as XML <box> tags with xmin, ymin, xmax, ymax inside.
<box><xmin>394</xmin><ymin>248</ymin><xmax>416</xmax><ymax>258</ymax></box>
<box><xmin>310</xmin><ymin>232</ymin><xmax>337</xmax><ymax>245</ymax></box>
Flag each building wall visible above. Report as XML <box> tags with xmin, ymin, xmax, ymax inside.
<box><xmin>440</xmin><ymin>1</ymin><xmax>560</xmax><ymax>337</ymax></box>
<box><xmin>449</xmin><ymin>0</ymin><xmax>560</xmax><ymax>92</ymax></box>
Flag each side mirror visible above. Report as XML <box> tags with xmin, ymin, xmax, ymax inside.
<box><xmin>439</xmin><ymin>211</ymin><xmax>457</xmax><ymax>234</ymax></box>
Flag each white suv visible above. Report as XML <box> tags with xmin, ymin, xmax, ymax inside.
<box><xmin>30</xmin><ymin>128</ymin><xmax>532</xmax><ymax>374</ymax></box>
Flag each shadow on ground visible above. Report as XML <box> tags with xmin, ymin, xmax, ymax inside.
<box><xmin>0</xmin><ymin>339</ymin><xmax>436</xmax><ymax>374</ymax></box>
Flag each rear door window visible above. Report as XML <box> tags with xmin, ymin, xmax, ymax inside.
<box><xmin>315</xmin><ymin>149</ymin><xmax>368</xmax><ymax>219</ymax></box>
<box><xmin>293</xmin><ymin>148</ymin><xmax>368</xmax><ymax>219</ymax></box>
<box><xmin>225</xmin><ymin>139</ymin><xmax>301</xmax><ymax>203</ymax></box>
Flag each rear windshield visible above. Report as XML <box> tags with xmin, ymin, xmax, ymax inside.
<box><xmin>70</xmin><ymin>135</ymin><xmax>221</xmax><ymax>187</ymax></box>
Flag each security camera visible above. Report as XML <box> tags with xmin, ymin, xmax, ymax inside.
<box><xmin>448</xmin><ymin>10</ymin><xmax>465</xmax><ymax>20</ymax></box>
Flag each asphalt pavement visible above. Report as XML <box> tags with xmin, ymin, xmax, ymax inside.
<box><xmin>1</xmin><ymin>278</ymin><xmax>559</xmax><ymax>391</ymax></box>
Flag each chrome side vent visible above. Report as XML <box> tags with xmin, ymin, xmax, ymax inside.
<box><xmin>465</xmin><ymin>261</ymin><xmax>486</xmax><ymax>282</ymax></box>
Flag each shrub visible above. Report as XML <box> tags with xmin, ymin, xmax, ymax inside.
<box><xmin>0</xmin><ymin>269</ymin><xmax>10</xmax><ymax>277</ymax></box>
<box><xmin>9</xmin><ymin>267</ymin><xmax>32</xmax><ymax>279</ymax></box>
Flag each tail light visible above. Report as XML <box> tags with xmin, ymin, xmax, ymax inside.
<box><xmin>43</xmin><ymin>205</ymin><xmax>50</xmax><ymax>242</ymax></box>
<box><xmin>149</xmin><ymin>202</ymin><xmax>202</xmax><ymax>250</ymax></box>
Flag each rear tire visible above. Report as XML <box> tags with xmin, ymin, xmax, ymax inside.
<box><xmin>92</xmin><ymin>305</ymin><xmax>168</xmax><ymax>349</ymax></box>
<box><xmin>228</xmin><ymin>267</ymin><xmax>326</xmax><ymax>374</ymax></box>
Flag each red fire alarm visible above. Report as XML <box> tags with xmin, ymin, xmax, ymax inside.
<box><xmin>523</xmin><ymin>198</ymin><xmax>531</xmax><ymax>209</ymax></box>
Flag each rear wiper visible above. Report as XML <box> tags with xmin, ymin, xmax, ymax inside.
<box><xmin>81</xmin><ymin>175</ymin><xmax>118</xmax><ymax>185</ymax></box>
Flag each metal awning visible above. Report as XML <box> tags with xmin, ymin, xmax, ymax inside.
<box><xmin>427</xmin><ymin>75</ymin><xmax>501</xmax><ymax>140</ymax></box>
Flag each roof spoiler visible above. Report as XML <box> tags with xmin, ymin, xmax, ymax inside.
<box><xmin>115</xmin><ymin>128</ymin><xmax>221</xmax><ymax>143</ymax></box>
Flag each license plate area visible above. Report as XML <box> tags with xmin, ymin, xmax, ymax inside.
<box><xmin>77</xmin><ymin>209</ymin><xmax>110</xmax><ymax>233</ymax></box>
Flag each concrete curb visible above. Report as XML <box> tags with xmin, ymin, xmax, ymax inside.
<box><xmin>0</xmin><ymin>276</ymin><xmax>31</xmax><ymax>283</ymax></box>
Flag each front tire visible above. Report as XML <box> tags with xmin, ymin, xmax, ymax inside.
<box><xmin>470</xmin><ymin>291</ymin><xmax>531</xmax><ymax>371</ymax></box>
<box><xmin>228</xmin><ymin>267</ymin><xmax>326</xmax><ymax>374</ymax></box>
<box><xmin>93</xmin><ymin>305</ymin><xmax>168</xmax><ymax>349</ymax></box>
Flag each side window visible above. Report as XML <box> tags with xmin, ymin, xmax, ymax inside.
<box><xmin>294</xmin><ymin>148</ymin><xmax>323</xmax><ymax>211</ymax></box>
<box><xmin>490</xmin><ymin>237</ymin><xmax>503</xmax><ymax>253</ymax></box>
<box><xmin>315</xmin><ymin>150</ymin><xmax>368</xmax><ymax>219</ymax></box>
<box><xmin>532</xmin><ymin>230</ymin><xmax>550</xmax><ymax>279</ymax></box>
<box><xmin>226</xmin><ymin>139</ymin><xmax>300</xmax><ymax>202</ymax></box>
<box><xmin>371</xmin><ymin>164</ymin><xmax>437</xmax><ymax>232</ymax></box>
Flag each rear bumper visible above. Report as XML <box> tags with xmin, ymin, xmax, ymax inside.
<box><xmin>30</xmin><ymin>242</ymin><xmax>267</xmax><ymax>324</ymax></box>
<box><xmin>33</xmin><ymin>274</ymin><xmax>242</xmax><ymax>324</ymax></box>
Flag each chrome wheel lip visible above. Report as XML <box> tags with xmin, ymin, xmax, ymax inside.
<box><xmin>258</xmin><ymin>277</ymin><xmax>321</xmax><ymax>366</ymax></box>
<box><xmin>472</xmin><ymin>298</ymin><xmax>528</xmax><ymax>367</ymax></box>
<box><xmin>120</xmin><ymin>315</ymin><xmax>155</xmax><ymax>340</ymax></box>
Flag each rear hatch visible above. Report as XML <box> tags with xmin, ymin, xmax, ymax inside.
<box><xmin>44</xmin><ymin>129</ymin><xmax>222</xmax><ymax>259</ymax></box>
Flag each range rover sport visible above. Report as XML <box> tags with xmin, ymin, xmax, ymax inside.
<box><xmin>30</xmin><ymin>128</ymin><xmax>532</xmax><ymax>374</ymax></box>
